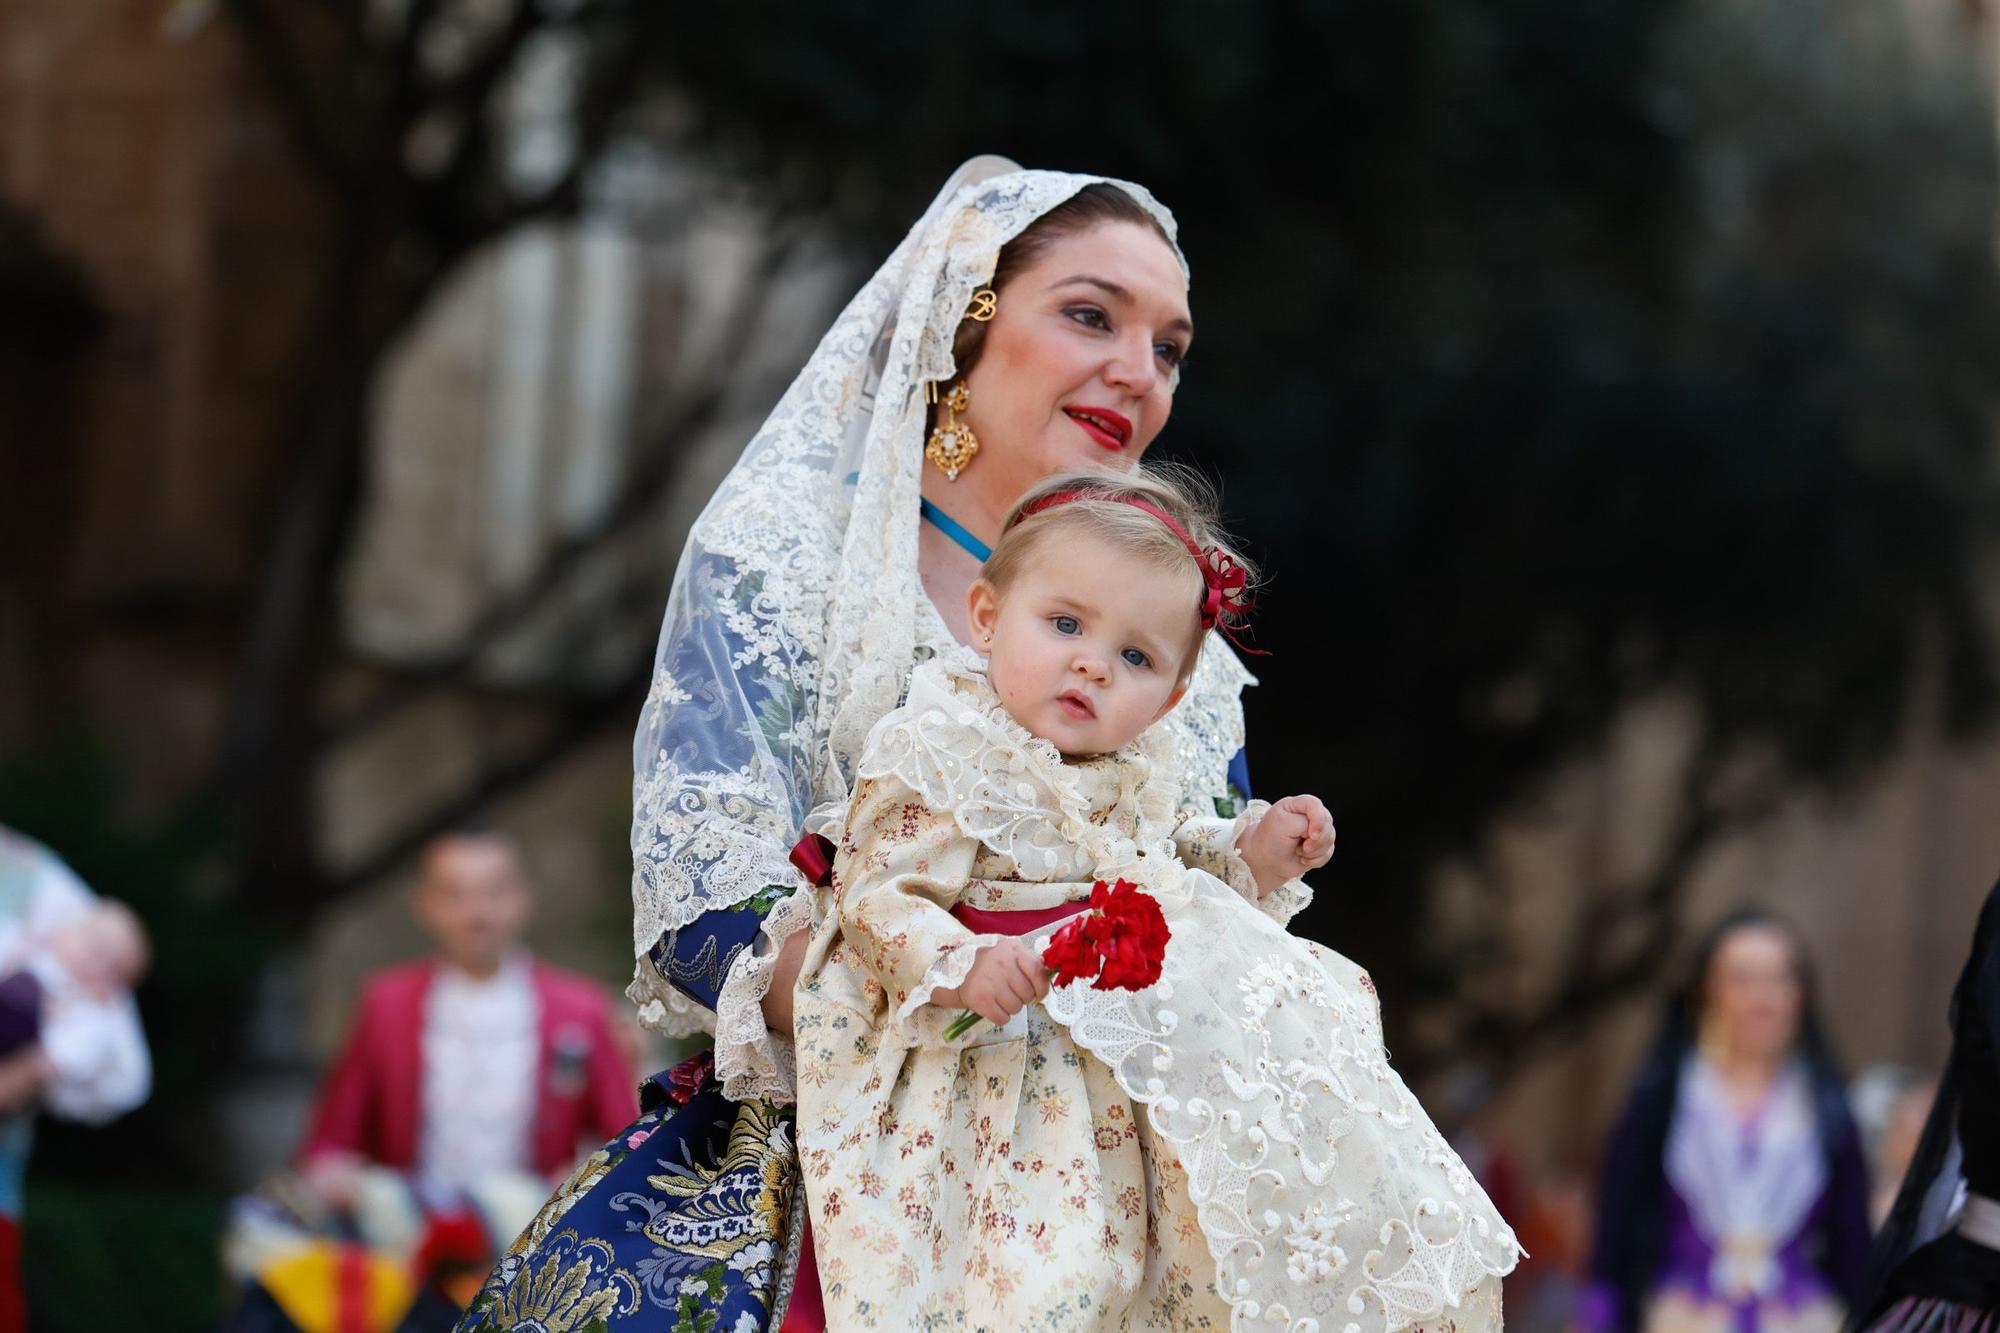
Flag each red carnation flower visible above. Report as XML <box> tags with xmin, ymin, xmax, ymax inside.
<box><xmin>945</xmin><ymin>879</ymin><xmax>1170</xmax><ymax>1039</ymax></box>
<box><xmin>1082</xmin><ymin>879</ymin><xmax>1169</xmax><ymax>990</ymax></box>
<box><xmin>1042</xmin><ymin>916</ymin><xmax>1103</xmax><ymax>989</ymax></box>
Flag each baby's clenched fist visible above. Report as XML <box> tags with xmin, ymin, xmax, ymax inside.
<box><xmin>1237</xmin><ymin>794</ymin><xmax>1336</xmax><ymax>899</ymax></box>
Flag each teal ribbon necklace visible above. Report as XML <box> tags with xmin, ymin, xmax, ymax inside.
<box><xmin>920</xmin><ymin>497</ymin><xmax>992</xmax><ymax>562</ymax></box>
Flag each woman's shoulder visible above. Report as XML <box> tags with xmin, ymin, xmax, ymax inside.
<box><xmin>1182</xmin><ymin>640</ymin><xmax>1254</xmax><ymax>731</ymax></box>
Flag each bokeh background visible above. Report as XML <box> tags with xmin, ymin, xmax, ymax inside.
<box><xmin>4</xmin><ymin>0</ymin><xmax>2000</xmax><ymax>1325</ymax></box>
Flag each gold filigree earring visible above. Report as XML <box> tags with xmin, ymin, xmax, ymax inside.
<box><xmin>925</xmin><ymin>381</ymin><xmax>978</xmax><ymax>480</ymax></box>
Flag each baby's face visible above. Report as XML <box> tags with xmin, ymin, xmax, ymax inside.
<box><xmin>971</xmin><ymin>531</ymin><xmax>1201</xmax><ymax>757</ymax></box>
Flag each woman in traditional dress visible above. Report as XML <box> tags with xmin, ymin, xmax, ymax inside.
<box><xmin>1855</xmin><ymin>875</ymin><xmax>2000</xmax><ymax>1333</ymax></box>
<box><xmin>1584</xmin><ymin>909</ymin><xmax>1872</xmax><ymax>1333</ymax></box>
<box><xmin>457</xmin><ymin>158</ymin><xmax>1261</xmax><ymax>1332</ymax></box>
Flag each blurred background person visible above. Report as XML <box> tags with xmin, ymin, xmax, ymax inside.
<box><xmin>1583</xmin><ymin>909</ymin><xmax>1870</xmax><ymax>1333</ymax></box>
<box><xmin>1857</xmin><ymin>875</ymin><xmax>2000</xmax><ymax>1333</ymax></box>
<box><xmin>0</xmin><ymin>840</ymin><xmax>150</xmax><ymax>1130</ymax></box>
<box><xmin>298</xmin><ymin>828</ymin><xmax>636</xmax><ymax>1198</ymax></box>
<box><xmin>221</xmin><ymin>830</ymin><xmax>637</xmax><ymax>1332</ymax></box>
<box><xmin>0</xmin><ymin>828</ymin><xmax>149</xmax><ymax>1333</ymax></box>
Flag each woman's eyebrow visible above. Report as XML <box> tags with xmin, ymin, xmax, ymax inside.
<box><xmin>1045</xmin><ymin>275</ymin><xmax>1194</xmax><ymax>337</ymax></box>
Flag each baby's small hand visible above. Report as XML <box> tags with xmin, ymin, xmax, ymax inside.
<box><xmin>933</xmin><ymin>939</ymin><xmax>1050</xmax><ymax>1027</ymax></box>
<box><xmin>1279</xmin><ymin>794</ymin><xmax>1337</xmax><ymax>870</ymax></box>
<box><xmin>1237</xmin><ymin>795</ymin><xmax>1336</xmax><ymax>898</ymax></box>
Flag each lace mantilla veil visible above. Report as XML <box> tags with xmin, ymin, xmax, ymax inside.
<box><xmin>626</xmin><ymin>158</ymin><xmax>1252</xmax><ymax>1070</ymax></box>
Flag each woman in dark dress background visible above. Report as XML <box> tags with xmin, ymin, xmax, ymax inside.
<box><xmin>1584</xmin><ymin>909</ymin><xmax>1873</xmax><ymax>1333</ymax></box>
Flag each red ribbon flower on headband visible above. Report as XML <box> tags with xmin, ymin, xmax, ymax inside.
<box><xmin>943</xmin><ymin>878</ymin><xmax>1171</xmax><ymax>1040</ymax></box>
<box><xmin>1198</xmin><ymin>548</ymin><xmax>1254</xmax><ymax>636</ymax></box>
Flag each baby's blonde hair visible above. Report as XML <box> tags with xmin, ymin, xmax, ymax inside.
<box><xmin>981</xmin><ymin>463</ymin><xmax>1258</xmax><ymax>678</ymax></box>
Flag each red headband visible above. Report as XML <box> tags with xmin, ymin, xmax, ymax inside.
<box><xmin>1013</xmin><ymin>489</ymin><xmax>1267</xmax><ymax>656</ymax></box>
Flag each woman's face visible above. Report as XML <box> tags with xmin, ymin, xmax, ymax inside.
<box><xmin>1703</xmin><ymin>924</ymin><xmax>1804</xmax><ymax>1062</ymax></box>
<box><xmin>957</xmin><ymin>221</ymin><xmax>1191</xmax><ymax>503</ymax></box>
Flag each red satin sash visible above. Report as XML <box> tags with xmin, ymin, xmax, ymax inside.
<box><xmin>949</xmin><ymin>900</ymin><xmax>1091</xmax><ymax>936</ymax></box>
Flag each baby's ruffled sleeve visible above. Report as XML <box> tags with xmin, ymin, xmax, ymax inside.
<box><xmin>1173</xmin><ymin>799</ymin><xmax>1314</xmax><ymax>927</ymax></box>
<box><xmin>831</xmin><ymin>773</ymin><xmax>1007</xmax><ymax>1042</ymax></box>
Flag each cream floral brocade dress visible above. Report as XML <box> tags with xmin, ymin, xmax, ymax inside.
<box><xmin>794</xmin><ymin>653</ymin><xmax>1520</xmax><ymax>1333</ymax></box>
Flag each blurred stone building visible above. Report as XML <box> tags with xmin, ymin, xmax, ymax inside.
<box><xmin>0</xmin><ymin>0</ymin><xmax>851</xmax><ymax>1182</ymax></box>
<box><xmin>1</xmin><ymin>0</ymin><xmax>326</xmax><ymax>804</ymax></box>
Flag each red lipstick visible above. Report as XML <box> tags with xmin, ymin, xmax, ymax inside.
<box><xmin>1064</xmin><ymin>406</ymin><xmax>1133</xmax><ymax>452</ymax></box>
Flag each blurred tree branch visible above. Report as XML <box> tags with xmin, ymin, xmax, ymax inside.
<box><xmin>215</xmin><ymin>0</ymin><xmax>662</xmax><ymax>924</ymax></box>
<box><xmin>1441</xmin><ymin>732</ymin><xmax>1791</xmax><ymax>1075</ymax></box>
<box><xmin>225</xmin><ymin>2</ymin><xmax>362</xmax><ymax>192</ymax></box>
<box><xmin>320</xmin><ymin>676</ymin><xmax>642</xmax><ymax>897</ymax></box>
<box><xmin>317</xmin><ymin>218</ymin><xmax>807</xmax><ymax>746</ymax></box>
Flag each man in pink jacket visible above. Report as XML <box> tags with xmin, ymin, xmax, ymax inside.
<box><xmin>300</xmin><ymin>830</ymin><xmax>637</xmax><ymax>1200</ymax></box>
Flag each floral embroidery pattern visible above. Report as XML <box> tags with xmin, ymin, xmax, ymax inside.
<box><xmin>479</xmin><ymin>1231</ymin><xmax>637</xmax><ymax>1331</ymax></box>
<box><xmin>457</xmin><ymin>1070</ymin><xmax>803</xmax><ymax>1333</ymax></box>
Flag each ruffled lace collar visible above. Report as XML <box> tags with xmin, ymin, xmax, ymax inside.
<box><xmin>861</xmin><ymin>645</ymin><xmax>1184</xmax><ymax>878</ymax></box>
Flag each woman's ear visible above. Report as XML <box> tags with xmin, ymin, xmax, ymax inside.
<box><xmin>967</xmin><ymin>578</ymin><xmax>1000</xmax><ymax>647</ymax></box>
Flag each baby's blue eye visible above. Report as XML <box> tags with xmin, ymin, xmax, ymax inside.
<box><xmin>1122</xmin><ymin>648</ymin><xmax>1151</xmax><ymax>669</ymax></box>
<box><xmin>1052</xmin><ymin>615</ymin><xmax>1080</xmax><ymax>635</ymax></box>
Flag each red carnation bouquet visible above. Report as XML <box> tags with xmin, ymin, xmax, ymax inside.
<box><xmin>943</xmin><ymin>877</ymin><xmax>1170</xmax><ymax>1040</ymax></box>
